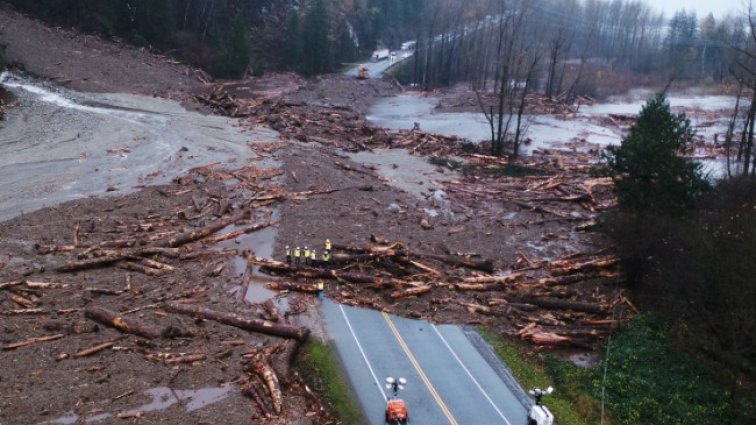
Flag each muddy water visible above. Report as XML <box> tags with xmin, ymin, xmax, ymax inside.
<box><xmin>0</xmin><ymin>71</ymin><xmax>278</xmax><ymax>222</ymax></box>
<box><xmin>349</xmin><ymin>148</ymin><xmax>454</xmax><ymax>200</ymax></box>
<box><xmin>1</xmin><ymin>72</ymin><xmax>286</xmax><ymax>302</ymax></box>
<box><xmin>367</xmin><ymin>91</ymin><xmax>737</xmax><ymax>172</ymax></box>
<box><xmin>44</xmin><ymin>384</ymin><xmax>235</xmax><ymax>424</ymax></box>
<box><xmin>367</xmin><ymin>93</ymin><xmax>624</xmax><ymax>154</ymax></box>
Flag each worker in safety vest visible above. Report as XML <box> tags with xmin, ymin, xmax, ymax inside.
<box><xmin>285</xmin><ymin>245</ymin><xmax>291</xmax><ymax>263</ymax></box>
<box><xmin>322</xmin><ymin>250</ymin><xmax>331</xmax><ymax>268</ymax></box>
<box><xmin>316</xmin><ymin>280</ymin><xmax>325</xmax><ymax>301</ymax></box>
<box><xmin>325</xmin><ymin>239</ymin><xmax>332</xmax><ymax>251</ymax></box>
<box><xmin>310</xmin><ymin>249</ymin><xmax>317</xmax><ymax>267</ymax></box>
<box><xmin>294</xmin><ymin>246</ymin><xmax>301</xmax><ymax>265</ymax></box>
<box><xmin>303</xmin><ymin>246</ymin><xmax>310</xmax><ymax>265</ymax></box>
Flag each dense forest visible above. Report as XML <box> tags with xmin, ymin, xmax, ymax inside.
<box><xmin>3</xmin><ymin>0</ymin><xmax>751</xmax><ymax>83</ymax></box>
<box><xmin>2</xmin><ymin>0</ymin><xmax>426</xmax><ymax>77</ymax></box>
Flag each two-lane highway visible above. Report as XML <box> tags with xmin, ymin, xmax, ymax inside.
<box><xmin>322</xmin><ymin>301</ymin><xmax>529</xmax><ymax>425</ymax></box>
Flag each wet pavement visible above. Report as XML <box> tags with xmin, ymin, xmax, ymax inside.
<box><xmin>322</xmin><ymin>300</ymin><xmax>529</xmax><ymax>425</ymax></box>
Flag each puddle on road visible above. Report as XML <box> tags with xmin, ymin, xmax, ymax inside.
<box><xmin>44</xmin><ymin>384</ymin><xmax>235</xmax><ymax>424</ymax></box>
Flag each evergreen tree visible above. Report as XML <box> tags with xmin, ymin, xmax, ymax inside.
<box><xmin>606</xmin><ymin>93</ymin><xmax>708</xmax><ymax>213</ymax></box>
<box><xmin>283</xmin><ymin>12</ymin><xmax>303</xmax><ymax>72</ymax></box>
<box><xmin>224</xmin><ymin>11</ymin><xmax>251</xmax><ymax>77</ymax></box>
<box><xmin>301</xmin><ymin>0</ymin><xmax>331</xmax><ymax>76</ymax></box>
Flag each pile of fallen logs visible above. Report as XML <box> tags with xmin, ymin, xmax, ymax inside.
<box><xmin>195</xmin><ymin>86</ymin><xmax>258</xmax><ymax>117</ymax></box>
<box><xmin>257</xmin><ymin>236</ymin><xmax>632</xmax><ymax>349</ymax></box>
<box><xmin>1</xmin><ymin>163</ymin><xmax>340</xmax><ymax>420</ymax></box>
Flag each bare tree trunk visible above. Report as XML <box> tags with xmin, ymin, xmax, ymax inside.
<box><xmin>725</xmin><ymin>84</ymin><xmax>744</xmax><ymax>178</ymax></box>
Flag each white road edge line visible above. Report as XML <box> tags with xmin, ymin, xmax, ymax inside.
<box><xmin>432</xmin><ymin>324</ymin><xmax>513</xmax><ymax>425</ymax></box>
<box><xmin>339</xmin><ymin>304</ymin><xmax>387</xmax><ymax>403</ymax></box>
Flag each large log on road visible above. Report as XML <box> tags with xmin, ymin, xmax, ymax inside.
<box><xmin>164</xmin><ymin>302</ymin><xmax>309</xmax><ymax>341</ymax></box>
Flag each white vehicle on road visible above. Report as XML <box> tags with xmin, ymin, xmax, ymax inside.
<box><xmin>371</xmin><ymin>48</ymin><xmax>390</xmax><ymax>61</ymax></box>
<box><xmin>527</xmin><ymin>387</ymin><xmax>555</xmax><ymax>425</ymax></box>
<box><xmin>401</xmin><ymin>41</ymin><xmax>416</xmax><ymax>50</ymax></box>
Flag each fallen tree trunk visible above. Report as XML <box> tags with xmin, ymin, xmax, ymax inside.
<box><xmin>0</xmin><ymin>308</ymin><xmax>46</xmax><ymax>316</ymax></box>
<box><xmin>549</xmin><ymin>256</ymin><xmax>618</xmax><ymax>276</ymax></box>
<box><xmin>462</xmin><ymin>272</ymin><xmax>524</xmax><ymax>284</ymax></box>
<box><xmin>154</xmin><ymin>208</ymin><xmax>250</xmax><ymax>248</ymax></box>
<box><xmin>252</xmin><ymin>257</ymin><xmax>399</xmax><ymax>285</ymax></box>
<box><xmin>251</xmin><ymin>357</ymin><xmax>283</xmax><ymax>414</ymax></box>
<box><xmin>0</xmin><ymin>281</ymin><xmax>23</xmax><ymax>290</ymax></box>
<box><xmin>265</xmin><ymin>281</ymin><xmax>318</xmax><ymax>294</ymax></box>
<box><xmin>164</xmin><ymin>302</ymin><xmax>309</xmax><ymax>341</ymax></box>
<box><xmin>390</xmin><ymin>285</ymin><xmax>432</xmax><ymax>299</ymax></box>
<box><xmin>117</xmin><ymin>261</ymin><xmax>165</xmax><ymax>276</ymax></box>
<box><xmin>270</xmin><ymin>339</ymin><xmax>301</xmax><ymax>384</ymax></box>
<box><xmin>201</xmin><ymin>220</ymin><xmax>278</xmax><ymax>246</ymax></box>
<box><xmin>84</xmin><ymin>306</ymin><xmax>163</xmax><ymax>339</ymax></box>
<box><xmin>3</xmin><ymin>333</ymin><xmax>65</xmax><ymax>350</ymax></box>
<box><xmin>519</xmin><ymin>296</ymin><xmax>606</xmax><ymax>314</ymax></box>
<box><xmin>454</xmin><ymin>283</ymin><xmax>502</xmax><ymax>291</ymax></box>
<box><xmin>331</xmin><ymin>243</ymin><xmax>494</xmax><ymax>272</ymax></box>
<box><xmin>412</xmin><ymin>251</ymin><xmax>494</xmax><ymax>273</ymax></box>
<box><xmin>242</xmin><ymin>378</ymin><xmax>274</xmax><ymax>418</ymax></box>
<box><xmin>75</xmin><ymin>341</ymin><xmax>115</xmax><ymax>357</ymax></box>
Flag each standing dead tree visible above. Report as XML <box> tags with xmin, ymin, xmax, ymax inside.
<box><xmin>729</xmin><ymin>2</ymin><xmax>756</xmax><ymax>176</ymax></box>
<box><xmin>476</xmin><ymin>0</ymin><xmax>543</xmax><ymax>159</ymax></box>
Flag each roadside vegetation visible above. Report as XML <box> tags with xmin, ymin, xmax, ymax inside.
<box><xmin>597</xmin><ymin>93</ymin><xmax>756</xmax><ymax>423</ymax></box>
<box><xmin>485</xmin><ymin>315</ymin><xmax>756</xmax><ymax>425</ymax></box>
<box><xmin>298</xmin><ymin>340</ymin><xmax>366</xmax><ymax>425</ymax></box>
<box><xmin>482</xmin><ymin>92</ymin><xmax>755</xmax><ymax>425</ymax></box>
<box><xmin>480</xmin><ymin>328</ymin><xmax>595</xmax><ymax>425</ymax></box>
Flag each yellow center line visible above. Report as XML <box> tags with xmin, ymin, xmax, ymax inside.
<box><xmin>382</xmin><ymin>312</ymin><xmax>460</xmax><ymax>425</ymax></box>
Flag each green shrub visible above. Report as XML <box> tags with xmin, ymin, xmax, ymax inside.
<box><xmin>591</xmin><ymin>315</ymin><xmax>753</xmax><ymax>425</ymax></box>
<box><xmin>298</xmin><ymin>340</ymin><xmax>365</xmax><ymax>425</ymax></box>
<box><xmin>479</xmin><ymin>329</ymin><xmax>591</xmax><ymax>425</ymax></box>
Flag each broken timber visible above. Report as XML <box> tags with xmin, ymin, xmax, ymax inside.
<box><xmin>84</xmin><ymin>306</ymin><xmax>163</xmax><ymax>339</ymax></box>
<box><xmin>164</xmin><ymin>302</ymin><xmax>309</xmax><ymax>341</ymax></box>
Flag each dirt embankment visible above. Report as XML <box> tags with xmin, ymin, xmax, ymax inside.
<box><xmin>0</xmin><ymin>5</ymin><xmax>202</xmax><ymax>104</ymax></box>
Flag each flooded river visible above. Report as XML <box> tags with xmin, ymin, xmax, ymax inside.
<box><xmin>366</xmin><ymin>90</ymin><xmax>737</xmax><ymax>176</ymax></box>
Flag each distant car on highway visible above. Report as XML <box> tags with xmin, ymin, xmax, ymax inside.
<box><xmin>371</xmin><ymin>49</ymin><xmax>390</xmax><ymax>62</ymax></box>
<box><xmin>401</xmin><ymin>40</ymin><xmax>416</xmax><ymax>50</ymax></box>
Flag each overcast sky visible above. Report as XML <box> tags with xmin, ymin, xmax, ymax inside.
<box><xmin>654</xmin><ymin>0</ymin><xmax>750</xmax><ymax>18</ymax></box>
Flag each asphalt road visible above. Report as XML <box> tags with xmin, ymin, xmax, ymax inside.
<box><xmin>322</xmin><ymin>300</ymin><xmax>530</xmax><ymax>425</ymax></box>
<box><xmin>345</xmin><ymin>51</ymin><xmax>413</xmax><ymax>79</ymax></box>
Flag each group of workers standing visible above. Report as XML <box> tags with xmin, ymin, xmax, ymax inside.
<box><xmin>284</xmin><ymin>239</ymin><xmax>333</xmax><ymax>301</ymax></box>
<box><xmin>284</xmin><ymin>239</ymin><xmax>333</xmax><ymax>268</ymax></box>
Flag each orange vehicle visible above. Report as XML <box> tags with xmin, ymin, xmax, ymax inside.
<box><xmin>385</xmin><ymin>377</ymin><xmax>409</xmax><ymax>424</ymax></box>
<box><xmin>385</xmin><ymin>398</ymin><xmax>409</xmax><ymax>424</ymax></box>
<box><xmin>357</xmin><ymin>65</ymin><xmax>370</xmax><ymax>79</ymax></box>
